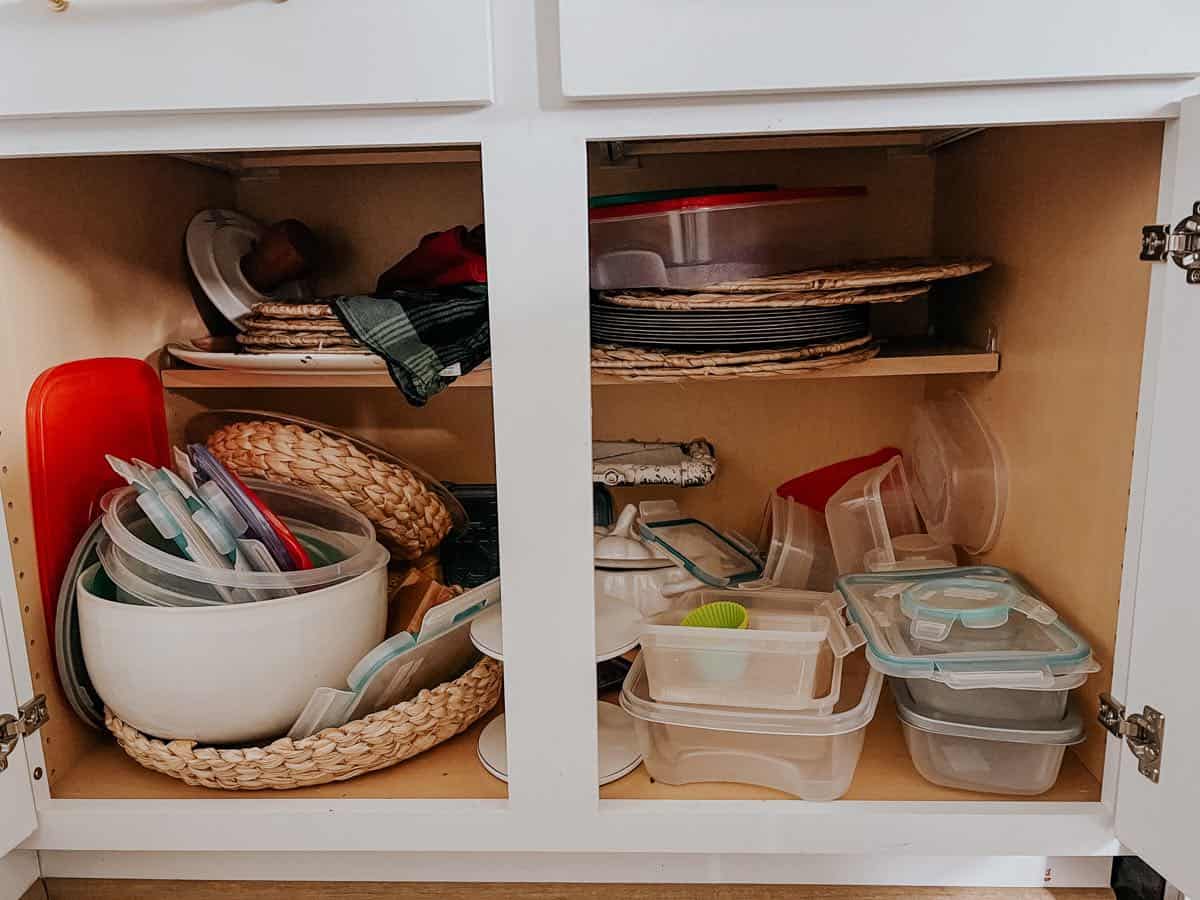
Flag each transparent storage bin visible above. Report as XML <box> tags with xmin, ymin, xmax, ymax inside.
<box><xmin>620</xmin><ymin>653</ymin><xmax>883</xmax><ymax>800</ymax></box>
<box><xmin>904</xmin><ymin>672</ymin><xmax>1086</xmax><ymax>724</ymax></box>
<box><xmin>825</xmin><ymin>456</ymin><xmax>954</xmax><ymax>576</ymax></box>
<box><xmin>892</xmin><ymin>680</ymin><xmax>1084</xmax><ymax>796</ymax></box>
<box><xmin>764</xmin><ymin>495</ymin><xmax>837</xmax><ymax>591</ymax></box>
<box><xmin>588</xmin><ymin>187</ymin><xmax>868</xmax><ymax>290</ymax></box>
<box><xmin>639</xmin><ymin>588</ymin><xmax>865</xmax><ymax>711</ymax></box>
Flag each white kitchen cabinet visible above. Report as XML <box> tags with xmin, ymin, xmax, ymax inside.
<box><xmin>0</xmin><ymin>0</ymin><xmax>494</xmax><ymax>117</ymax></box>
<box><xmin>0</xmin><ymin>2</ymin><xmax>1197</xmax><ymax>893</ymax></box>
<box><xmin>559</xmin><ymin>0</ymin><xmax>1200</xmax><ymax>100</ymax></box>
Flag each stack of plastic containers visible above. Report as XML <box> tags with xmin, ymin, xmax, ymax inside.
<box><xmin>838</xmin><ymin>567</ymin><xmax>1096</xmax><ymax>795</ymax></box>
<box><xmin>621</xmin><ymin>585</ymin><xmax>882</xmax><ymax>801</ymax></box>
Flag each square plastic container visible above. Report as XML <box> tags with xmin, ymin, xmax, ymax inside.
<box><xmin>907</xmin><ymin>392</ymin><xmax>1008</xmax><ymax>554</ymax></box>
<box><xmin>588</xmin><ymin>187</ymin><xmax>868</xmax><ymax>290</ymax></box>
<box><xmin>639</xmin><ymin>588</ymin><xmax>865</xmax><ymax>711</ymax></box>
<box><xmin>620</xmin><ymin>653</ymin><xmax>883</xmax><ymax>800</ymax></box>
<box><xmin>764</xmin><ymin>495</ymin><xmax>837</xmax><ymax>591</ymax></box>
<box><xmin>824</xmin><ymin>456</ymin><xmax>955</xmax><ymax>576</ymax></box>
<box><xmin>904</xmin><ymin>672</ymin><xmax>1086</xmax><ymax>723</ymax></box>
<box><xmin>892</xmin><ymin>680</ymin><xmax>1084</xmax><ymax>796</ymax></box>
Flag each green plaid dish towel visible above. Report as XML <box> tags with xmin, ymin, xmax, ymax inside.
<box><xmin>330</xmin><ymin>286</ymin><xmax>490</xmax><ymax>406</ymax></box>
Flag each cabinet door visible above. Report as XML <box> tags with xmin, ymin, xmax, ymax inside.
<box><xmin>0</xmin><ymin>0</ymin><xmax>493</xmax><ymax>117</ymax></box>
<box><xmin>0</xmin><ymin>499</ymin><xmax>36</xmax><ymax>856</ymax></box>
<box><xmin>559</xmin><ymin>0</ymin><xmax>1200</xmax><ymax>99</ymax></box>
<box><xmin>1113</xmin><ymin>94</ymin><xmax>1200</xmax><ymax>899</ymax></box>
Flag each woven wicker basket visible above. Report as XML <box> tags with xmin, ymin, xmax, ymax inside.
<box><xmin>206</xmin><ymin>419</ymin><xmax>454</xmax><ymax>560</ymax></box>
<box><xmin>106</xmin><ymin>656</ymin><xmax>502</xmax><ymax>790</ymax></box>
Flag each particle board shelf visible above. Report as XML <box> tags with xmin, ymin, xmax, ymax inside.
<box><xmin>160</xmin><ymin>345</ymin><xmax>998</xmax><ymax>390</ymax></box>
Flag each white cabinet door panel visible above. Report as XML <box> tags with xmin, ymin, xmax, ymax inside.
<box><xmin>0</xmin><ymin>0</ymin><xmax>493</xmax><ymax>117</ymax></box>
<box><xmin>560</xmin><ymin>1</ymin><xmax>1200</xmax><ymax>100</ymax></box>
<box><xmin>0</xmin><ymin>497</ymin><xmax>35</xmax><ymax>858</ymax></box>
<box><xmin>1114</xmin><ymin>94</ymin><xmax>1200</xmax><ymax>900</ymax></box>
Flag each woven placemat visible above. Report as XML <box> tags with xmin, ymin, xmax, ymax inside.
<box><xmin>595</xmin><ymin>343</ymin><xmax>880</xmax><ymax>381</ymax></box>
<box><xmin>241</xmin><ymin>317</ymin><xmax>349</xmax><ymax>334</ymax></box>
<box><xmin>252</xmin><ymin>302</ymin><xmax>336</xmax><ymax>319</ymax></box>
<box><xmin>106</xmin><ymin>656</ymin><xmax>502</xmax><ymax>791</ymax></box>
<box><xmin>591</xmin><ymin>334</ymin><xmax>873</xmax><ymax>369</ymax></box>
<box><xmin>597</xmin><ymin>284</ymin><xmax>929</xmax><ymax>310</ymax></box>
<box><xmin>236</xmin><ymin>332</ymin><xmax>363</xmax><ymax>350</ymax></box>
<box><xmin>697</xmin><ymin>257</ymin><xmax>991</xmax><ymax>294</ymax></box>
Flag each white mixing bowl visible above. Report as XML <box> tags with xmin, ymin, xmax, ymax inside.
<box><xmin>77</xmin><ymin>559</ymin><xmax>387</xmax><ymax>744</ymax></box>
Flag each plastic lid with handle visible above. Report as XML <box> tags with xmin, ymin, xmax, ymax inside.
<box><xmin>899</xmin><ymin>577</ymin><xmax>1057</xmax><ymax>643</ymax></box>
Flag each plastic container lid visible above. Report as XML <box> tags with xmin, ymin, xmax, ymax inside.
<box><xmin>891</xmin><ymin>680</ymin><xmax>1085</xmax><ymax>746</ymax></box>
<box><xmin>589</xmin><ymin>186</ymin><xmax>867</xmax><ymax>223</ymax></box>
<box><xmin>638</xmin><ymin>517</ymin><xmax>762</xmax><ymax>587</ymax></box>
<box><xmin>838</xmin><ymin>566</ymin><xmax>1099</xmax><ymax>689</ymax></box>
<box><xmin>101</xmin><ymin>478</ymin><xmax>386</xmax><ymax>592</ymax></box>
<box><xmin>54</xmin><ymin>520</ymin><xmax>106</xmax><ymax>729</ymax></box>
<box><xmin>908</xmin><ymin>392</ymin><xmax>1008</xmax><ymax>554</ymax></box>
<box><xmin>589</xmin><ymin>185</ymin><xmax>777</xmax><ymax>210</ymax></box>
<box><xmin>899</xmin><ymin>577</ymin><xmax>1058</xmax><ymax>643</ymax></box>
<box><xmin>620</xmin><ymin>653</ymin><xmax>883</xmax><ymax>737</ymax></box>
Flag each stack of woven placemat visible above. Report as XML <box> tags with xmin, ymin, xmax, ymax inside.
<box><xmin>236</xmin><ymin>302</ymin><xmax>365</xmax><ymax>355</ymax></box>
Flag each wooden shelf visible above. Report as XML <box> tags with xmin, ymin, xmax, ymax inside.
<box><xmin>161</xmin><ymin>346</ymin><xmax>997</xmax><ymax>390</ymax></box>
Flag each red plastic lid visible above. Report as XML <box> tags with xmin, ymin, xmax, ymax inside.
<box><xmin>776</xmin><ymin>447</ymin><xmax>902</xmax><ymax>512</ymax></box>
<box><xmin>588</xmin><ymin>186</ymin><xmax>866</xmax><ymax>222</ymax></box>
<box><xmin>27</xmin><ymin>359</ymin><xmax>169</xmax><ymax>654</ymax></box>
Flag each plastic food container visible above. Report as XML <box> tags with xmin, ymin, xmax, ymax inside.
<box><xmin>101</xmin><ymin>479</ymin><xmax>388</xmax><ymax>604</ymax></box>
<box><xmin>620</xmin><ymin>653</ymin><xmax>882</xmax><ymax>800</ymax></box>
<box><xmin>908</xmin><ymin>392</ymin><xmax>1008</xmax><ymax>554</ymax></box>
<box><xmin>77</xmin><ymin>559</ymin><xmax>388</xmax><ymax>744</ymax></box>
<box><xmin>838</xmin><ymin>567</ymin><xmax>1099</xmax><ymax>722</ymax></box>
<box><xmin>763</xmin><ymin>495</ymin><xmax>837</xmax><ymax>591</ymax></box>
<box><xmin>825</xmin><ymin>456</ymin><xmax>955</xmax><ymax>576</ymax></box>
<box><xmin>892</xmin><ymin>680</ymin><xmax>1084</xmax><ymax>795</ymax></box>
<box><xmin>588</xmin><ymin>187</ymin><xmax>868</xmax><ymax>290</ymax></box>
<box><xmin>639</xmin><ymin>588</ymin><xmax>865</xmax><ymax>711</ymax></box>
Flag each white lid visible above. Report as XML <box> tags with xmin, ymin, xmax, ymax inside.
<box><xmin>908</xmin><ymin>392</ymin><xmax>1008</xmax><ymax>554</ymax></box>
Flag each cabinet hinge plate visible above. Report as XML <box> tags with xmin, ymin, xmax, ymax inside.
<box><xmin>1141</xmin><ymin>202</ymin><xmax>1200</xmax><ymax>284</ymax></box>
<box><xmin>1099</xmin><ymin>692</ymin><xmax>1164</xmax><ymax>784</ymax></box>
<box><xmin>0</xmin><ymin>694</ymin><xmax>49</xmax><ymax>774</ymax></box>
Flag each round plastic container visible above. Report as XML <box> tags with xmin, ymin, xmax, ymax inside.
<box><xmin>77</xmin><ymin>560</ymin><xmax>388</xmax><ymax>744</ymax></box>
<box><xmin>101</xmin><ymin>479</ymin><xmax>387</xmax><ymax>602</ymax></box>
<box><xmin>892</xmin><ymin>680</ymin><xmax>1084</xmax><ymax>796</ymax></box>
<box><xmin>620</xmin><ymin>653</ymin><xmax>882</xmax><ymax>800</ymax></box>
<box><xmin>588</xmin><ymin>186</ymin><xmax>868</xmax><ymax>290</ymax></box>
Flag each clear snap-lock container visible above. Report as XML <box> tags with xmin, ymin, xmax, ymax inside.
<box><xmin>838</xmin><ymin>567</ymin><xmax>1099</xmax><ymax>723</ymax></box>
<box><xmin>639</xmin><ymin>588</ymin><xmax>866</xmax><ymax>712</ymax></box>
<box><xmin>825</xmin><ymin>455</ymin><xmax>956</xmax><ymax>576</ymax></box>
<box><xmin>588</xmin><ymin>186</ymin><xmax>868</xmax><ymax>290</ymax></box>
<box><xmin>892</xmin><ymin>680</ymin><xmax>1085</xmax><ymax>796</ymax></box>
<box><xmin>763</xmin><ymin>494</ymin><xmax>837</xmax><ymax>592</ymax></box>
<box><xmin>620</xmin><ymin>653</ymin><xmax>883</xmax><ymax>801</ymax></box>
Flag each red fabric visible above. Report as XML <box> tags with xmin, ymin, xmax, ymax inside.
<box><xmin>376</xmin><ymin>225</ymin><xmax>487</xmax><ymax>292</ymax></box>
<box><xmin>776</xmin><ymin>447</ymin><xmax>902</xmax><ymax>511</ymax></box>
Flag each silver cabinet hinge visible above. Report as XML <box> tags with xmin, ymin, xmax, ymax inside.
<box><xmin>1099</xmin><ymin>693</ymin><xmax>1164</xmax><ymax>783</ymax></box>
<box><xmin>1141</xmin><ymin>201</ymin><xmax>1200</xmax><ymax>284</ymax></box>
<box><xmin>0</xmin><ymin>694</ymin><xmax>48</xmax><ymax>773</ymax></box>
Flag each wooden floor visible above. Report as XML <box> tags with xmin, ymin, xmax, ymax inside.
<box><xmin>33</xmin><ymin>881</ymin><xmax>1116</xmax><ymax>900</ymax></box>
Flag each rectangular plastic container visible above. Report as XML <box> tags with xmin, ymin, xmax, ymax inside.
<box><xmin>620</xmin><ymin>653</ymin><xmax>883</xmax><ymax>800</ymax></box>
<box><xmin>903</xmin><ymin>671</ymin><xmax>1086</xmax><ymax>724</ymax></box>
<box><xmin>764</xmin><ymin>495</ymin><xmax>837</xmax><ymax>592</ymax></box>
<box><xmin>892</xmin><ymin>680</ymin><xmax>1084</xmax><ymax>796</ymax></box>
<box><xmin>588</xmin><ymin>187</ymin><xmax>868</xmax><ymax>290</ymax></box>
<box><xmin>639</xmin><ymin>588</ymin><xmax>865</xmax><ymax>711</ymax></box>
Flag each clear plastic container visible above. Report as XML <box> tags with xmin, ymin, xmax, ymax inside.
<box><xmin>620</xmin><ymin>653</ymin><xmax>883</xmax><ymax>800</ymax></box>
<box><xmin>639</xmin><ymin>588</ymin><xmax>865</xmax><ymax>711</ymax></box>
<box><xmin>767</xmin><ymin>496</ymin><xmax>837</xmax><ymax>591</ymax></box>
<box><xmin>825</xmin><ymin>456</ymin><xmax>954</xmax><ymax>576</ymax></box>
<box><xmin>838</xmin><ymin>567</ymin><xmax>1100</xmax><ymax>691</ymax></box>
<box><xmin>905</xmin><ymin>672</ymin><xmax>1086</xmax><ymax>723</ymax></box>
<box><xmin>101</xmin><ymin>479</ymin><xmax>387</xmax><ymax>601</ymax></box>
<box><xmin>892</xmin><ymin>680</ymin><xmax>1084</xmax><ymax>796</ymax></box>
<box><xmin>908</xmin><ymin>392</ymin><xmax>1008</xmax><ymax>554</ymax></box>
<box><xmin>588</xmin><ymin>187</ymin><xmax>868</xmax><ymax>290</ymax></box>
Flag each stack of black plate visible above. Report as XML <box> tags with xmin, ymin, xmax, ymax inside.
<box><xmin>590</xmin><ymin>302</ymin><xmax>868</xmax><ymax>350</ymax></box>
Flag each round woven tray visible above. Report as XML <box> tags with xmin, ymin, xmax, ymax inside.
<box><xmin>236</xmin><ymin>332</ymin><xmax>362</xmax><ymax>349</ymax></box>
<box><xmin>591</xmin><ymin>334</ymin><xmax>872</xmax><ymax>369</ymax></box>
<box><xmin>253</xmin><ymin>302</ymin><xmax>337</xmax><ymax>320</ymax></box>
<box><xmin>241</xmin><ymin>317</ymin><xmax>350</xmax><ymax>334</ymax></box>
<box><xmin>106</xmin><ymin>656</ymin><xmax>502</xmax><ymax>791</ymax></box>
<box><xmin>206</xmin><ymin>419</ymin><xmax>454</xmax><ymax>560</ymax></box>
<box><xmin>596</xmin><ymin>284</ymin><xmax>929</xmax><ymax>310</ymax></box>
<box><xmin>698</xmin><ymin>257</ymin><xmax>992</xmax><ymax>294</ymax></box>
<box><xmin>592</xmin><ymin>342</ymin><xmax>879</xmax><ymax>381</ymax></box>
